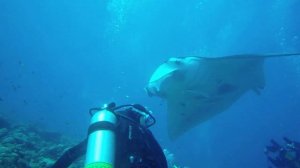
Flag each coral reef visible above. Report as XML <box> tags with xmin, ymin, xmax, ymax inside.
<box><xmin>164</xmin><ymin>149</ymin><xmax>189</xmax><ymax>168</ymax></box>
<box><xmin>0</xmin><ymin>116</ymin><xmax>83</xmax><ymax>168</ymax></box>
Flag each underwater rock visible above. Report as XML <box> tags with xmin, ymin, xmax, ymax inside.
<box><xmin>43</xmin><ymin>144</ymin><xmax>66</xmax><ymax>158</ymax></box>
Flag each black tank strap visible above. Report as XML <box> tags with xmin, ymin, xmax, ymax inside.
<box><xmin>87</xmin><ymin>121</ymin><xmax>116</xmax><ymax>135</ymax></box>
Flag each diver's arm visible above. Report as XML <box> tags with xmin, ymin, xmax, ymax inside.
<box><xmin>51</xmin><ymin>139</ymin><xmax>87</xmax><ymax>168</ymax></box>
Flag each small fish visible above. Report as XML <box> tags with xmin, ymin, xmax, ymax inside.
<box><xmin>12</xmin><ymin>84</ymin><xmax>21</xmax><ymax>91</ymax></box>
<box><xmin>64</xmin><ymin>121</ymin><xmax>71</xmax><ymax>126</ymax></box>
<box><xmin>18</xmin><ymin>60</ymin><xmax>24</xmax><ymax>66</ymax></box>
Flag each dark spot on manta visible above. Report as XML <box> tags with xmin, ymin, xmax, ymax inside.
<box><xmin>217</xmin><ymin>83</ymin><xmax>237</xmax><ymax>95</ymax></box>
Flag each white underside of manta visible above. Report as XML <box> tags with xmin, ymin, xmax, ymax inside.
<box><xmin>145</xmin><ymin>53</ymin><xmax>300</xmax><ymax>140</ymax></box>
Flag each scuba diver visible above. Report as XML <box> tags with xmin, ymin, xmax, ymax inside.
<box><xmin>52</xmin><ymin>103</ymin><xmax>168</xmax><ymax>168</ymax></box>
<box><xmin>265</xmin><ymin>137</ymin><xmax>300</xmax><ymax>168</ymax></box>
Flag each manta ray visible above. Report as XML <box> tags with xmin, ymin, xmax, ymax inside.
<box><xmin>145</xmin><ymin>53</ymin><xmax>300</xmax><ymax>139</ymax></box>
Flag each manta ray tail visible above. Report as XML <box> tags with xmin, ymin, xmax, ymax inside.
<box><xmin>261</xmin><ymin>53</ymin><xmax>300</xmax><ymax>58</ymax></box>
<box><xmin>196</xmin><ymin>53</ymin><xmax>300</xmax><ymax>60</ymax></box>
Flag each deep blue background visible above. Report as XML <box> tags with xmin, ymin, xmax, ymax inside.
<box><xmin>1</xmin><ymin>0</ymin><xmax>300</xmax><ymax>167</ymax></box>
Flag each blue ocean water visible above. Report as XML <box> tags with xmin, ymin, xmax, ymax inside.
<box><xmin>0</xmin><ymin>0</ymin><xmax>300</xmax><ymax>167</ymax></box>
